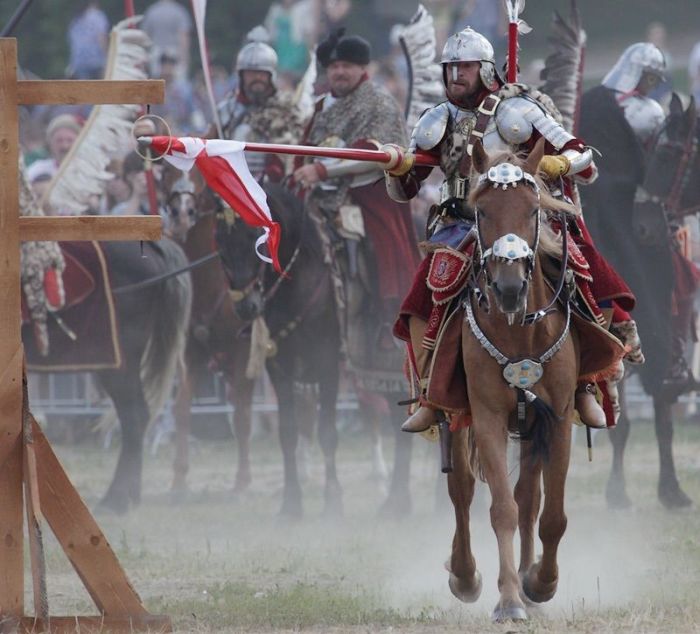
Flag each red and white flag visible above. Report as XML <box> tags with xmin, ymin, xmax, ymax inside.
<box><xmin>148</xmin><ymin>136</ymin><xmax>282</xmax><ymax>273</ymax></box>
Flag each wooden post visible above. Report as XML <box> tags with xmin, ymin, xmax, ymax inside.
<box><xmin>0</xmin><ymin>37</ymin><xmax>171</xmax><ymax>632</ymax></box>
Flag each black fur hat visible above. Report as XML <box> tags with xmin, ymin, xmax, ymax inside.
<box><xmin>317</xmin><ymin>28</ymin><xmax>371</xmax><ymax>68</ymax></box>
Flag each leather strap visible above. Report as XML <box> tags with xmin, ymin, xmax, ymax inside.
<box><xmin>458</xmin><ymin>94</ymin><xmax>501</xmax><ymax>178</ymax></box>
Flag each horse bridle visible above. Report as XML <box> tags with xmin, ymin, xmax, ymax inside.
<box><xmin>465</xmin><ymin>161</ymin><xmax>572</xmax><ymax>397</ymax></box>
<box><xmin>637</xmin><ymin>114</ymin><xmax>700</xmax><ymax>220</ymax></box>
<box><xmin>472</xmin><ymin>163</ymin><xmax>570</xmax><ymax>326</ymax></box>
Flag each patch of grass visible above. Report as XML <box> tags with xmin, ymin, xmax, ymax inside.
<box><xmin>153</xmin><ymin>580</ymin><xmax>421</xmax><ymax>631</ymax></box>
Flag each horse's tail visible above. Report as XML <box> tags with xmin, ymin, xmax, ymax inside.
<box><xmin>467</xmin><ymin>426</ymin><xmax>485</xmax><ymax>482</ymax></box>
<box><xmin>514</xmin><ymin>394</ymin><xmax>559</xmax><ymax>464</ymax></box>
<box><xmin>141</xmin><ymin>239</ymin><xmax>192</xmax><ymax>423</ymax></box>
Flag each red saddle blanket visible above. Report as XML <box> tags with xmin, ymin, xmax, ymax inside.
<box><xmin>395</xmin><ymin>236</ymin><xmax>626</xmax><ymax>426</ymax></box>
<box><xmin>22</xmin><ymin>242</ymin><xmax>122</xmax><ymax>371</ymax></box>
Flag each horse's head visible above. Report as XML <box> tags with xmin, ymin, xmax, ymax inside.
<box><xmin>160</xmin><ymin>164</ymin><xmax>210</xmax><ymax>242</ymax></box>
<box><xmin>470</xmin><ymin>138</ymin><xmax>553</xmax><ymax>318</ymax></box>
<box><xmin>214</xmin><ymin>209</ymin><xmax>266</xmax><ymax>322</ymax></box>
<box><xmin>635</xmin><ymin>93</ymin><xmax>697</xmax><ymax>246</ymax></box>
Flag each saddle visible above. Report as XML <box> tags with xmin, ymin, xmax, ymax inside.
<box><xmin>22</xmin><ymin>242</ymin><xmax>121</xmax><ymax>371</ymax></box>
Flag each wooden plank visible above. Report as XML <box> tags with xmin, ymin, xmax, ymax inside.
<box><xmin>17</xmin><ymin>79</ymin><xmax>164</xmax><ymax>106</ymax></box>
<box><xmin>31</xmin><ymin>418</ymin><xmax>149</xmax><ymax>617</ymax></box>
<box><xmin>0</xmin><ymin>37</ymin><xmax>24</xmax><ymax>619</ymax></box>
<box><xmin>19</xmin><ymin>216</ymin><xmax>162</xmax><ymax>242</ymax></box>
<box><xmin>15</xmin><ymin>615</ymin><xmax>172</xmax><ymax>633</ymax></box>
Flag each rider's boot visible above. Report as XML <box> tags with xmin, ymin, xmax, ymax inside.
<box><xmin>575</xmin><ymin>382</ymin><xmax>607</xmax><ymax>429</ymax></box>
<box><xmin>401</xmin><ymin>316</ymin><xmax>437</xmax><ymax>433</ymax></box>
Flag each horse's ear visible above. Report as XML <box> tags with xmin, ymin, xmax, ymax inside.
<box><xmin>525</xmin><ymin>137</ymin><xmax>546</xmax><ymax>176</ymax></box>
<box><xmin>670</xmin><ymin>92</ymin><xmax>684</xmax><ymax>117</ymax></box>
<box><xmin>471</xmin><ymin>139</ymin><xmax>489</xmax><ymax>174</ymax></box>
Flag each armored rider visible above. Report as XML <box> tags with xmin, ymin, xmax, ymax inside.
<box><xmin>580</xmin><ymin>43</ymin><xmax>698</xmax><ymax>393</ymax></box>
<box><xmin>291</xmin><ymin>29</ymin><xmax>421</xmax><ymax>378</ymax></box>
<box><xmin>384</xmin><ymin>27</ymin><xmax>641</xmax><ymax>432</ymax></box>
<box><xmin>215</xmin><ymin>27</ymin><xmax>305</xmax><ymax>182</ymax></box>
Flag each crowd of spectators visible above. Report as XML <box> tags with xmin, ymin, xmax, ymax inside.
<box><xmin>18</xmin><ymin>0</ymin><xmax>700</xmax><ymax>221</ymax></box>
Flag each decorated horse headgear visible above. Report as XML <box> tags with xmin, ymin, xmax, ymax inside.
<box><xmin>474</xmin><ymin>162</ymin><xmax>541</xmax><ymax>274</ymax></box>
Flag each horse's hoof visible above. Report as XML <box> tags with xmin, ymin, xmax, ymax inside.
<box><xmin>278</xmin><ymin>492</ymin><xmax>303</xmax><ymax>520</ymax></box>
<box><xmin>95</xmin><ymin>496</ymin><xmax>129</xmax><ymax>516</ymax></box>
<box><xmin>605</xmin><ymin>477</ymin><xmax>632</xmax><ymax>510</ymax></box>
<box><xmin>491</xmin><ymin>601</ymin><xmax>528</xmax><ymax>623</ymax></box>
<box><xmin>170</xmin><ymin>487</ymin><xmax>188</xmax><ymax>505</ymax></box>
<box><xmin>448</xmin><ymin>570</ymin><xmax>482</xmax><ymax>603</ymax></box>
<box><xmin>659</xmin><ymin>482</ymin><xmax>693</xmax><ymax>509</ymax></box>
<box><xmin>522</xmin><ymin>564</ymin><xmax>558</xmax><ymax>604</ymax></box>
<box><xmin>377</xmin><ymin>492</ymin><xmax>412</xmax><ymax>519</ymax></box>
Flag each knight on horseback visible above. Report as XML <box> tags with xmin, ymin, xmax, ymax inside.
<box><xmin>291</xmin><ymin>28</ymin><xmax>421</xmax><ymax>386</ymax></box>
<box><xmin>213</xmin><ymin>26</ymin><xmax>305</xmax><ymax>181</ymax></box>
<box><xmin>384</xmin><ymin>27</ymin><xmax>643</xmax><ymax>432</ymax></box>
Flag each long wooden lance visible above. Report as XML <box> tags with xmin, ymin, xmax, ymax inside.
<box><xmin>140</xmin><ymin>136</ymin><xmax>441</xmax><ymax>170</ymax></box>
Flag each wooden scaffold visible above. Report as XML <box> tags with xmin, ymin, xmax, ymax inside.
<box><xmin>0</xmin><ymin>37</ymin><xmax>171</xmax><ymax>633</ymax></box>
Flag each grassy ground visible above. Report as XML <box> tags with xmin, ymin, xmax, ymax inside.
<box><xmin>34</xmin><ymin>415</ymin><xmax>700</xmax><ymax>633</ymax></box>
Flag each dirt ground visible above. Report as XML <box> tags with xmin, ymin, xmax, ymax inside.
<box><xmin>32</xmin><ymin>413</ymin><xmax>700</xmax><ymax>633</ymax></box>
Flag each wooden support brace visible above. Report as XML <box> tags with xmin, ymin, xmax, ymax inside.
<box><xmin>17</xmin><ymin>80</ymin><xmax>164</xmax><ymax>106</ymax></box>
<box><xmin>19</xmin><ymin>216</ymin><xmax>162</xmax><ymax>242</ymax></box>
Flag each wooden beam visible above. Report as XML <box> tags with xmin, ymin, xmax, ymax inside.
<box><xmin>14</xmin><ymin>615</ymin><xmax>172</xmax><ymax>633</ymax></box>
<box><xmin>0</xmin><ymin>37</ymin><xmax>24</xmax><ymax>618</ymax></box>
<box><xmin>19</xmin><ymin>216</ymin><xmax>162</xmax><ymax>242</ymax></box>
<box><xmin>31</xmin><ymin>418</ymin><xmax>152</xmax><ymax>618</ymax></box>
<box><xmin>17</xmin><ymin>79</ymin><xmax>164</xmax><ymax>105</ymax></box>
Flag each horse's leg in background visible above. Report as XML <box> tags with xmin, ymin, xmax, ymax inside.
<box><xmin>522</xmin><ymin>410</ymin><xmax>572</xmax><ymax>606</ymax></box>
<box><xmin>267</xmin><ymin>355</ymin><xmax>303</xmax><ymax>518</ymax></box>
<box><xmin>515</xmin><ymin>440</ymin><xmax>542</xmax><ymax>582</ymax></box>
<box><xmin>229</xmin><ymin>351</ymin><xmax>254</xmax><ymax>493</ymax></box>
<box><xmin>357</xmin><ymin>390</ymin><xmax>389</xmax><ymax>485</ymax></box>
<box><xmin>446</xmin><ymin>428</ymin><xmax>482</xmax><ymax>602</ymax></box>
<box><xmin>295</xmin><ymin>385</ymin><xmax>316</xmax><ymax>485</ymax></box>
<box><xmin>318</xmin><ymin>352</ymin><xmax>342</xmax><ymax>516</ymax></box>
<box><xmin>654</xmin><ymin>394</ymin><xmax>692</xmax><ymax>508</ymax></box>
<box><xmin>171</xmin><ymin>358</ymin><xmax>192</xmax><ymax>500</ymax></box>
<box><xmin>471</xmin><ymin>405</ymin><xmax>527</xmax><ymax>621</ymax></box>
<box><xmin>379</xmin><ymin>395</ymin><xmax>413</xmax><ymax>517</ymax></box>
<box><xmin>606</xmin><ymin>379</ymin><xmax>632</xmax><ymax>508</ymax></box>
<box><xmin>97</xmin><ymin>364</ymin><xmax>150</xmax><ymax>514</ymax></box>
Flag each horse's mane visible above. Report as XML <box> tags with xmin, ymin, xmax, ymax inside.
<box><xmin>468</xmin><ymin>150</ymin><xmax>579</xmax><ymax>259</ymax></box>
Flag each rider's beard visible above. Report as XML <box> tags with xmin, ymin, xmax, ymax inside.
<box><xmin>244</xmin><ymin>81</ymin><xmax>273</xmax><ymax>105</ymax></box>
<box><xmin>447</xmin><ymin>79</ymin><xmax>481</xmax><ymax>107</ymax></box>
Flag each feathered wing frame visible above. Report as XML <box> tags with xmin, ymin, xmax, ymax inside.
<box><xmin>397</xmin><ymin>4</ymin><xmax>445</xmax><ymax>132</ymax></box>
<box><xmin>539</xmin><ymin>0</ymin><xmax>586</xmax><ymax>135</ymax></box>
<box><xmin>41</xmin><ymin>17</ymin><xmax>151</xmax><ymax>214</ymax></box>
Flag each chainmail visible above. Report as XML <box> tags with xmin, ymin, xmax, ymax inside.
<box><xmin>306</xmin><ymin>80</ymin><xmax>408</xmax><ymax>211</ymax></box>
<box><xmin>19</xmin><ymin>155</ymin><xmax>66</xmax><ymax>356</ymax></box>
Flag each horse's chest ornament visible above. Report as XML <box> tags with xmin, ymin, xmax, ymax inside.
<box><xmin>467</xmin><ymin>160</ymin><xmax>571</xmax><ymax>395</ymax></box>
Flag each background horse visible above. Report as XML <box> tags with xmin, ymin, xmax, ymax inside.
<box><xmin>448</xmin><ymin>140</ymin><xmax>584</xmax><ymax>621</ymax></box>
<box><xmin>628</xmin><ymin>94</ymin><xmax>700</xmax><ymax>506</ymax></box>
<box><xmin>26</xmin><ymin>238</ymin><xmax>191</xmax><ymax>514</ymax></box>
<box><xmin>161</xmin><ymin>164</ymin><xmax>256</xmax><ymax>497</ymax></box>
<box><xmin>580</xmin><ymin>91</ymin><xmax>695</xmax><ymax>509</ymax></box>
<box><xmin>215</xmin><ymin>183</ymin><xmax>343</xmax><ymax>517</ymax></box>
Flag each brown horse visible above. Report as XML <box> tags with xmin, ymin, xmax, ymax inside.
<box><xmin>161</xmin><ymin>164</ymin><xmax>256</xmax><ymax>495</ymax></box>
<box><xmin>447</xmin><ymin>139</ymin><xmax>583</xmax><ymax>621</ymax></box>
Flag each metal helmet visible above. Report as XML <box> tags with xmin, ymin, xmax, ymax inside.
<box><xmin>440</xmin><ymin>27</ymin><xmax>497</xmax><ymax>89</ymax></box>
<box><xmin>602</xmin><ymin>43</ymin><xmax>666</xmax><ymax>93</ymax></box>
<box><xmin>236</xmin><ymin>26</ymin><xmax>278</xmax><ymax>80</ymax></box>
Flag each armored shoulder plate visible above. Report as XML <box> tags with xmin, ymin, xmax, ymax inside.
<box><xmin>620</xmin><ymin>95</ymin><xmax>665</xmax><ymax>145</ymax></box>
<box><xmin>412</xmin><ymin>101</ymin><xmax>450</xmax><ymax>151</ymax></box>
<box><xmin>495</xmin><ymin>95</ymin><xmax>574</xmax><ymax>150</ymax></box>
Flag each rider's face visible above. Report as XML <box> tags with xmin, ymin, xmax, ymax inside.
<box><xmin>326</xmin><ymin>61</ymin><xmax>366</xmax><ymax>97</ymax></box>
<box><xmin>446</xmin><ymin>61</ymin><xmax>484</xmax><ymax>104</ymax></box>
<box><xmin>636</xmin><ymin>71</ymin><xmax>662</xmax><ymax>96</ymax></box>
<box><xmin>241</xmin><ymin>70</ymin><xmax>273</xmax><ymax>103</ymax></box>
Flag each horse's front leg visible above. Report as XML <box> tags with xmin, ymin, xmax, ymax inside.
<box><xmin>446</xmin><ymin>428</ymin><xmax>482</xmax><ymax>603</ymax></box>
<box><xmin>318</xmin><ymin>352</ymin><xmax>342</xmax><ymax>516</ymax></box>
<box><xmin>267</xmin><ymin>357</ymin><xmax>303</xmax><ymax>519</ymax></box>
<box><xmin>522</xmin><ymin>405</ymin><xmax>572</xmax><ymax>604</ymax></box>
<box><xmin>171</xmin><ymin>358</ymin><xmax>193</xmax><ymax>499</ymax></box>
<box><xmin>228</xmin><ymin>351</ymin><xmax>254</xmax><ymax>494</ymax></box>
<box><xmin>515</xmin><ymin>440</ymin><xmax>542</xmax><ymax>579</ymax></box>
<box><xmin>471</xmin><ymin>405</ymin><xmax>527</xmax><ymax>622</ymax></box>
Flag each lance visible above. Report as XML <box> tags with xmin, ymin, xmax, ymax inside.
<box><xmin>504</xmin><ymin>0</ymin><xmax>531</xmax><ymax>83</ymax></box>
<box><xmin>139</xmin><ymin>136</ymin><xmax>441</xmax><ymax>170</ymax></box>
